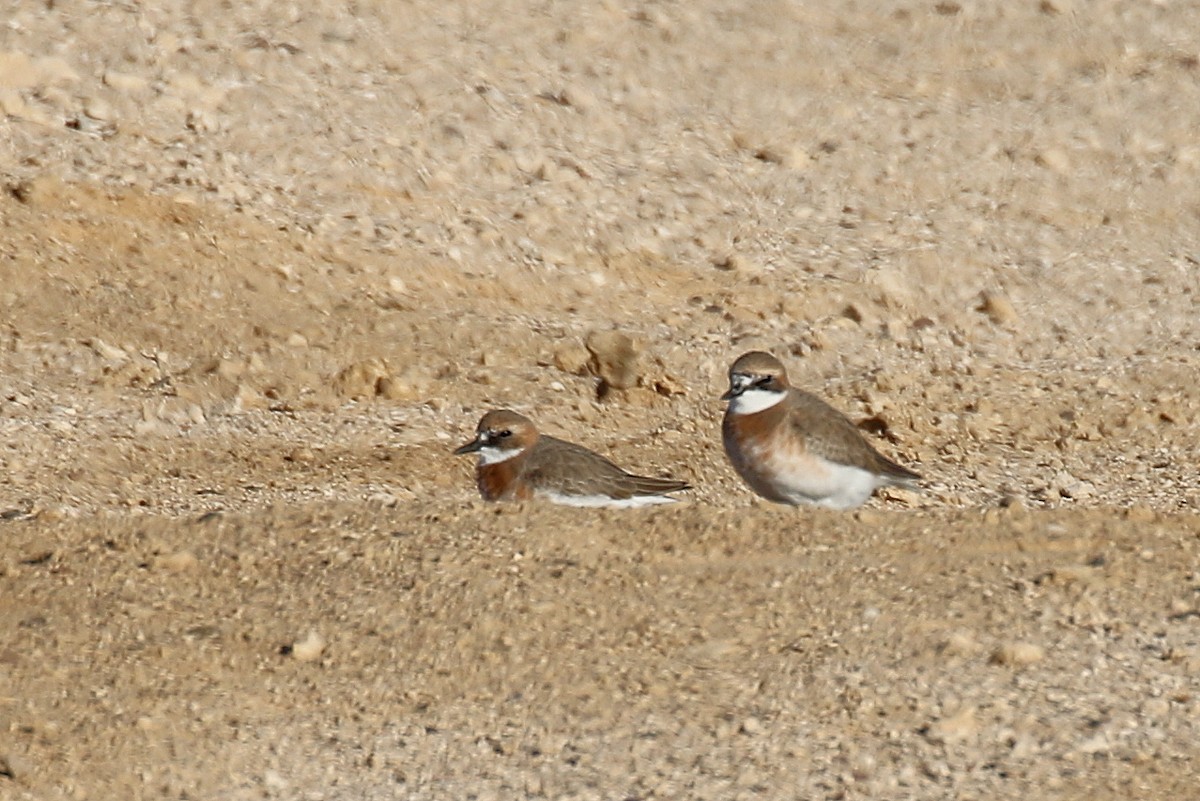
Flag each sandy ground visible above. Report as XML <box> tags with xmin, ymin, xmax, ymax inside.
<box><xmin>2</xmin><ymin>1</ymin><xmax>1199</xmax><ymax>799</ymax></box>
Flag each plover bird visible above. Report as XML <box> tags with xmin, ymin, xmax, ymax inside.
<box><xmin>454</xmin><ymin>409</ymin><xmax>690</xmax><ymax>507</ymax></box>
<box><xmin>721</xmin><ymin>351</ymin><xmax>920</xmax><ymax>509</ymax></box>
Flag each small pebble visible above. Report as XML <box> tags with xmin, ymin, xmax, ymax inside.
<box><xmin>990</xmin><ymin>642</ymin><xmax>1045</xmax><ymax>667</ymax></box>
<box><xmin>290</xmin><ymin>631</ymin><xmax>325</xmax><ymax>662</ymax></box>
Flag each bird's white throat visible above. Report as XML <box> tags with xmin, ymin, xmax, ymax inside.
<box><xmin>478</xmin><ymin>446</ymin><xmax>523</xmax><ymax>465</ymax></box>
<box><xmin>728</xmin><ymin>388</ymin><xmax>786</xmax><ymax>415</ymax></box>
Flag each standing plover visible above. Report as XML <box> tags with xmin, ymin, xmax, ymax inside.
<box><xmin>721</xmin><ymin>352</ymin><xmax>920</xmax><ymax>509</ymax></box>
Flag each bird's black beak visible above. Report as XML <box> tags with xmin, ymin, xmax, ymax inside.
<box><xmin>720</xmin><ymin>385</ymin><xmax>741</xmax><ymax>402</ymax></box>
<box><xmin>453</xmin><ymin>437</ymin><xmax>484</xmax><ymax>455</ymax></box>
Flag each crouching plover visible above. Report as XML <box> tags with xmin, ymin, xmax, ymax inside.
<box><xmin>721</xmin><ymin>352</ymin><xmax>921</xmax><ymax>509</ymax></box>
<box><xmin>454</xmin><ymin>410</ymin><xmax>690</xmax><ymax>507</ymax></box>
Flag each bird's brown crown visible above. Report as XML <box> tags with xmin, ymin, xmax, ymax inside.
<box><xmin>473</xmin><ymin>409</ymin><xmax>539</xmax><ymax>449</ymax></box>
<box><xmin>727</xmin><ymin>351</ymin><xmax>790</xmax><ymax>394</ymax></box>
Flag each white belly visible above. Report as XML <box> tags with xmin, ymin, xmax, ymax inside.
<box><xmin>769</xmin><ymin>456</ymin><xmax>885</xmax><ymax>509</ymax></box>
<box><xmin>734</xmin><ymin>440</ymin><xmax>886</xmax><ymax>510</ymax></box>
<box><xmin>538</xmin><ymin>490</ymin><xmax>678</xmax><ymax>508</ymax></box>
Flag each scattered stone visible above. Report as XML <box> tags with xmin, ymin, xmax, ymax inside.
<box><xmin>156</xmin><ymin>550</ymin><xmax>198</xmax><ymax>572</ymax></box>
<box><xmin>554</xmin><ymin>82</ymin><xmax>598</xmax><ymax>113</ymax></box>
<box><xmin>713</xmin><ymin>253</ymin><xmax>763</xmax><ymax>274</ymax></box>
<box><xmin>103</xmin><ymin>70</ymin><xmax>150</xmax><ymax>94</ymax></box>
<box><xmin>1141</xmin><ymin>697</ymin><xmax>1170</xmax><ymax>720</ymax></box>
<box><xmin>585</xmin><ymin>330</ymin><xmax>642</xmax><ymax>392</ymax></box>
<box><xmin>1034</xmin><ymin>147</ymin><xmax>1071</xmax><ymax>174</ymax></box>
<box><xmin>232</xmin><ymin>383</ymin><xmax>269</xmax><ymax>412</ymax></box>
<box><xmin>290</xmin><ymin>631</ymin><xmax>325</xmax><ymax>662</ymax></box>
<box><xmin>0</xmin><ymin>89</ymin><xmax>34</xmax><ymax>121</ymax></box>
<box><xmin>925</xmin><ymin>705</ymin><xmax>978</xmax><ymax>745</ymax></box>
<box><xmin>1044</xmin><ymin>564</ymin><xmax>1100</xmax><ymax>587</ymax></box>
<box><xmin>1169</xmin><ymin>598</ymin><xmax>1194</xmax><ymax>617</ymax></box>
<box><xmin>552</xmin><ymin>341</ymin><xmax>591</xmax><ymax>375</ymax></box>
<box><xmin>1075</xmin><ymin>731</ymin><xmax>1110</xmax><ymax>755</ymax></box>
<box><xmin>187</xmin><ymin>404</ymin><xmax>207</xmax><ymax>425</ymax></box>
<box><xmin>284</xmin><ymin>447</ymin><xmax>316</xmax><ymax>464</ymax></box>
<box><xmin>939</xmin><ymin>631</ymin><xmax>982</xmax><ymax>658</ymax></box>
<box><xmin>378</xmin><ymin>368</ymin><xmax>433</xmax><ymax>401</ymax></box>
<box><xmin>650</xmin><ymin>369</ymin><xmax>686</xmax><ymax>397</ymax></box>
<box><xmin>1051</xmin><ymin>470</ymin><xmax>1094</xmax><ymax>499</ymax></box>
<box><xmin>990</xmin><ymin>642</ymin><xmax>1045</xmax><ymax>667</ymax></box>
<box><xmin>186</xmin><ymin>107</ymin><xmax>220</xmax><ymax>134</ymax></box>
<box><xmin>263</xmin><ymin>769</ymin><xmax>288</xmax><ymax>793</ymax></box>
<box><xmin>333</xmin><ymin>359</ymin><xmax>391</xmax><ymax>400</ymax></box>
<box><xmin>841</xmin><ymin>302</ymin><xmax>869</xmax><ymax>325</ymax></box>
<box><xmin>82</xmin><ymin>96</ymin><xmax>115</xmax><ymax>122</ymax></box>
<box><xmin>0</xmin><ymin>751</ymin><xmax>29</xmax><ymax>781</ymax></box>
<box><xmin>977</xmin><ymin>292</ymin><xmax>1020</xmax><ymax>327</ymax></box>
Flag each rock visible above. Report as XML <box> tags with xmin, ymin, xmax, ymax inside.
<box><xmin>990</xmin><ymin>642</ymin><xmax>1045</xmax><ymax>667</ymax></box>
<box><xmin>1141</xmin><ymin>697</ymin><xmax>1170</xmax><ymax>720</ymax></box>
<box><xmin>377</xmin><ymin>368</ymin><xmax>432</xmax><ymax>401</ymax></box>
<box><xmin>290</xmin><ymin>631</ymin><xmax>325</xmax><ymax>662</ymax></box>
<box><xmin>1052</xmin><ymin>470</ymin><xmax>1094</xmax><ymax>499</ymax></box>
<box><xmin>925</xmin><ymin>706</ymin><xmax>978</xmax><ymax>745</ymax></box>
<box><xmin>187</xmin><ymin>404</ymin><xmax>207</xmax><ymax>425</ymax></box>
<box><xmin>713</xmin><ymin>253</ymin><xmax>763</xmax><ymax>274</ymax></box>
<box><xmin>585</xmin><ymin>330</ymin><xmax>642</xmax><ymax>391</ymax></box>
<box><xmin>103</xmin><ymin>70</ymin><xmax>150</xmax><ymax>94</ymax></box>
<box><xmin>82</xmin><ymin>96</ymin><xmax>115</xmax><ymax>122</ymax></box>
<box><xmin>1076</xmin><ymin>732</ymin><xmax>1110</xmax><ymax>755</ymax></box>
<box><xmin>284</xmin><ymin>447</ymin><xmax>316</xmax><ymax>464</ymax></box>
<box><xmin>0</xmin><ymin>89</ymin><xmax>33</xmax><ymax>120</ymax></box>
<box><xmin>0</xmin><ymin>751</ymin><xmax>30</xmax><ymax>781</ymax></box>
<box><xmin>939</xmin><ymin>631</ymin><xmax>982</xmax><ymax>658</ymax></box>
<box><xmin>263</xmin><ymin>769</ymin><xmax>288</xmax><ymax>793</ymax></box>
<box><xmin>552</xmin><ymin>341</ymin><xmax>591</xmax><ymax>375</ymax></box>
<box><xmin>155</xmin><ymin>550</ymin><xmax>198</xmax><ymax>572</ymax></box>
<box><xmin>1045</xmin><ymin>564</ymin><xmax>1099</xmax><ymax>587</ymax></box>
<box><xmin>186</xmin><ymin>107</ymin><xmax>219</xmax><ymax>133</ymax></box>
<box><xmin>557</xmin><ymin>82</ymin><xmax>598</xmax><ymax>113</ymax></box>
<box><xmin>233</xmin><ymin>383</ymin><xmax>268</xmax><ymax>411</ymax></box>
<box><xmin>649</xmin><ymin>369</ymin><xmax>687</xmax><ymax>397</ymax></box>
<box><xmin>333</xmin><ymin>359</ymin><xmax>391</xmax><ymax>400</ymax></box>
<box><xmin>977</xmin><ymin>292</ymin><xmax>1019</xmax><ymax>327</ymax></box>
<box><xmin>1034</xmin><ymin>147</ymin><xmax>1071</xmax><ymax>174</ymax></box>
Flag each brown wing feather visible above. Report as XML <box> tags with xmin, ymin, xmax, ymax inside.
<box><xmin>527</xmin><ymin>436</ymin><xmax>689</xmax><ymax>499</ymax></box>
<box><xmin>788</xmin><ymin>391</ymin><xmax>921</xmax><ymax>484</ymax></box>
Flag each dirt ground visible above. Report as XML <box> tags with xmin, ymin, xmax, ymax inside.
<box><xmin>2</xmin><ymin>1</ymin><xmax>1199</xmax><ymax>799</ymax></box>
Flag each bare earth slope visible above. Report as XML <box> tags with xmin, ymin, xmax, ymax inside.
<box><xmin>2</xmin><ymin>1</ymin><xmax>1199</xmax><ymax>799</ymax></box>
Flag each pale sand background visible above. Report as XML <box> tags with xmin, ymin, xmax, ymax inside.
<box><xmin>2</xmin><ymin>1</ymin><xmax>1199</xmax><ymax>798</ymax></box>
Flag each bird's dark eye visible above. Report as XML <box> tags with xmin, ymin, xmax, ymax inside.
<box><xmin>497</xmin><ymin>429</ymin><xmax>512</xmax><ymax>439</ymax></box>
<box><xmin>755</xmin><ymin>376</ymin><xmax>773</xmax><ymax>388</ymax></box>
